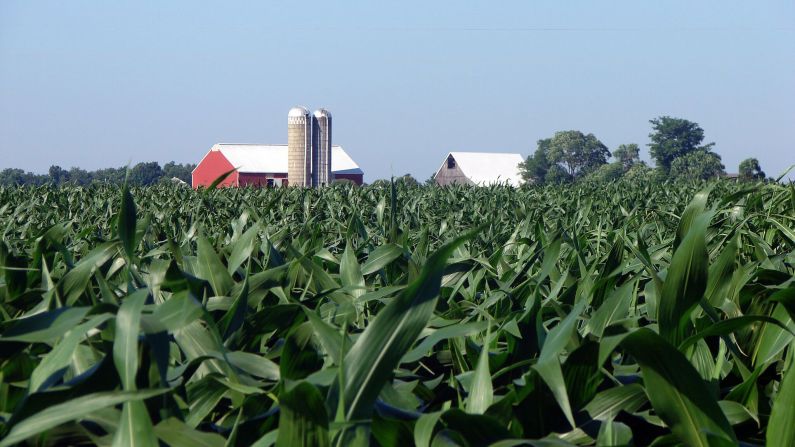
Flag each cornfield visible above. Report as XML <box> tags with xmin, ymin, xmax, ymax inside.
<box><xmin>1</xmin><ymin>179</ymin><xmax>794</xmax><ymax>446</ymax></box>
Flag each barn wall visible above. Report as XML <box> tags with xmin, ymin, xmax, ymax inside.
<box><xmin>435</xmin><ymin>156</ymin><xmax>472</xmax><ymax>186</ymax></box>
<box><xmin>332</xmin><ymin>173</ymin><xmax>363</xmax><ymax>185</ymax></box>
<box><xmin>192</xmin><ymin>151</ymin><xmax>238</xmax><ymax>188</ymax></box>
<box><xmin>239</xmin><ymin>172</ymin><xmax>289</xmax><ymax>187</ymax></box>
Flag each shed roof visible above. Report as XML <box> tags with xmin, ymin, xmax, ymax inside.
<box><xmin>204</xmin><ymin>144</ymin><xmax>362</xmax><ymax>174</ymax></box>
<box><xmin>438</xmin><ymin>152</ymin><xmax>525</xmax><ymax>186</ymax></box>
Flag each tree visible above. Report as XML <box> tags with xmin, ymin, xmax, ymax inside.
<box><xmin>0</xmin><ymin>169</ymin><xmax>46</xmax><ymax>186</ymax></box>
<box><xmin>739</xmin><ymin>158</ymin><xmax>765</xmax><ymax>181</ymax></box>
<box><xmin>67</xmin><ymin>167</ymin><xmax>92</xmax><ymax>185</ymax></box>
<box><xmin>518</xmin><ymin>139</ymin><xmax>550</xmax><ymax>184</ymax></box>
<box><xmin>397</xmin><ymin>174</ymin><xmax>420</xmax><ymax>187</ymax></box>
<box><xmin>546</xmin><ymin>131</ymin><xmax>610</xmax><ymax>179</ymax></box>
<box><xmin>670</xmin><ymin>150</ymin><xmax>725</xmax><ymax>181</ymax></box>
<box><xmin>163</xmin><ymin>162</ymin><xmax>196</xmax><ymax>184</ymax></box>
<box><xmin>613</xmin><ymin>144</ymin><xmax>640</xmax><ymax>171</ymax></box>
<box><xmin>130</xmin><ymin>162</ymin><xmax>163</xmax><ymax>186</ymax></box>
<box><xmin>93</xmin><ymin>167</ymin><xmax>126</xmax><ymax>184</ymax></box>
<box><xmin>545</xmin><ymin>164</ymin><xmax>573</xmax><ymax>184</ymax></box>
<box><xmin>624</xmin><ymin>162</ymin><xmax>653</xmax><ymax>181</ymax></box>
<box><xmin>0</xmin><ymin>168</ymin><xmax>29</xmax><ymax>186</ymax></box>
<box><xmin>648</xmin><ymin>116</ymin><xmax>715</xmax><ymax>173</ymax></box>
<box><xmin>587</xmin><ymin>162</ymin><xmax>625</xmax><ymax>182</ymax></box>
<box><xmin>48</xmin><ymin>165</ymin><xmax>69</xmax><ymax>184</ymax></box>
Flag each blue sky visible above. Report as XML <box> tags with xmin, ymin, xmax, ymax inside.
<box><xmin>1</xmin><ymin>1</ymin><xmax>793</xmax><ymax>181</ymax></box>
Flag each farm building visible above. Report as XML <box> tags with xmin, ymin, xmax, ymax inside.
<box><xmin>192</xmin><ymin>144</ymin><xmax>363</xmax><ymax>188</ymax></box>
<box><xmin>433</xmin><ymin>152</ymin><xmax>524</xmax><ymax>186</ymax></box>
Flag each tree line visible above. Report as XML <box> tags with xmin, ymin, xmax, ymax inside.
<box><xmin>0</xmin><ymin>161</ymin><xmax>196</xmax><ymax>186</ymax></box>
<box><xmin>518</xmin><ymin>116</ymin><xmax>766</xmax><ymax>184</ymax></box>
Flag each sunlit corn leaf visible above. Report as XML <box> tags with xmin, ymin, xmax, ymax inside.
<box><xmin>620</xmin><ymin>328</ymin><xmax>736</xmax><ymax>446</ymax></box>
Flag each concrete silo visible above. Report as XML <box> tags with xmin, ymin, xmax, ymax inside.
<box><xmin>287</xmin><ymin>106</ymin><xmax>311</xmax><ymax>187</ymax></box>
<box><xmin>312</xmin><ymin>109</ymin><xmax>332</xmax><ymax>186</ymax></box>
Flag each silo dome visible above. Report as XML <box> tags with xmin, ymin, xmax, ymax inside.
<box><xmin>313</xmin><ymin>108</ymin><xmax>332</xmax><ymax>119</ymax></box>
<box><xmin>288</xmin><ymin>106</ymin><xmax>310</xmax><ymax>118</ymax></box>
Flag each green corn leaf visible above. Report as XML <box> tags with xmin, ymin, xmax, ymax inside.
<box><xmin>340</xmin><ymin>242</ymin><xmax>365</xmax><ymax>299</ymax></box>
<box><xmin>114</xmin><ymin>289</ymin><xmax>148</xmax><ymax>390</ymax></box>
<box><xmin>361</xmin><ymin>244</ymin><xmax>404</xmax><ymax>275</ymax></box>
<box><xmin>197</xmin><ymin>235</ymin><xmax>234</xmax><ymax>297</ymax></box>
<box><xmin>584</xmin><ymin>280</ymin><xmax>635</xmax><ymax>338</ymax></box>
<box><xmin>658</xmin><ymin>211</ymin><xmax>711</xmax><ymax>346</ymax></box>
<box><xmin>766</xmin><ymin>343</ymin><xmax>795</xmax><ymax>446</ymax></box>
<box><xmin>0</xmin><ymin>389</ymin><xmax>167</xmax><ymax>447</ymax></box>
<box><xmin>414</xmin><ymin>411</ymin><xmax>443</xmax><ymax>447</ymax></box>
<box><xmin>154</xmin><ymin>418</ymin><xmax>226</xmax><ymax>447</ymax></box>
<box><xmin>29</xmin><ymin>313</ymin><xmax>113</xmax><ymax>392</ymax></box>
<box><xmin>402</xmin><ymin>320</ymin><xmax>489</xmax><ymax>364</ymax></box>
<box><xmin>112</xmin><ymin>399</ymin><xmax>158</xmax><ymax>447</ymax></box>
<box><xmin>334</xmin><ymin>229</ymin><xmax>478</xmax><ymax>421</ymax></box>
<box><xmin>673</xmin><ymin>188</ymin><xmax>710</xmax><ymax>251</ymax></box>
<box><xmin>304</xmin><ymin>307</ymin><xmax>349</xmax><ymax>366</ymax></box>
<box><xmin>584</xmin><ymin>384</ymin><xmax>648</xmax><ymax>422</ymax></box>
<box><xmin>620</xmin><ymin>328</ymin><xmax>736</xmax><ymax>446</ymax></box>
<box><xmin>227</xmin><ymin>224</ymin><xmax>259</xmax><ymax>275</ymax></box>
<box><xmin>532</xmin><ymin>299</ymin><xmax>586</xmax><ymax>428</ymax></box>
<box><xmin>466</xmin><ymin>328</ymin><xmax>493</xmax><ymax>414</ymax></box>
<box><xmin>276</xmin><ymin>381</ymin><xmax>330</xmax><ymax>447</ymax></box>
<box><xmin>704</xmin><ymin>235</ymin><xmax>738</xmax><ymax>306</ymax></box>
<box><xmin>679</xmin><ymin>315</ymin><xmax>792</xmax><ymax>351</ymax></box>
<box><xmin>1</xmin><ymin>306</ymin><xmax>90</xmax><ymax>342</ymax></box>
<box><xmin>596</xmin><ymin>420</ymin><xmax>633</xmax><ymax>447</ymax></box>
<box><xmin>225</xmin><ymin>350</ymin><xmax>280</xmax><ymax>381</ymax></box>
<box><xmin>150</xmin><ymin>290</ymin><xmax>203</xmax><ymax>332</ymax></box>
<box><xmin>59</xmin><ymin>241</ymin><xmax>120</xmax><ymax>305</ymax></box>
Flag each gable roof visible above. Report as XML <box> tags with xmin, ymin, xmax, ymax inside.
<box><xmin>437</xmin><ymin>152</ymin><xmax>524</xmax><ymax>186</ymax></box>
<box><xmin>202</xmin><ymin>144</ymin><xmax>362</xmax><ymax>174</ymax></box>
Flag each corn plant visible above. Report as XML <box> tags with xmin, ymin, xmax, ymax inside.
<box><xmin>0</xmin><ymin>177</ymin><xmax>794</xmax><ymax>446</ymax></box>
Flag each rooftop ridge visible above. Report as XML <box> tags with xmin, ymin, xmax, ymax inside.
<box><xmin>215</xmin><ymin>143</ymin><xmax>343</xmax><ymax>148</ymax></box>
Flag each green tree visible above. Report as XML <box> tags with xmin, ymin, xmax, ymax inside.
<box><xmin>93</xmin><ymin>167</ymin><xmax>127</xmax><ymax>184</ymax></box>
<box><xmin>670</xmin><ymin>150</ymin><xmax>725</xmax><ymax>181</ymax></box>
<box><xmin>48</xmin><ymin>165</ymin><xmax>69</xmax><ymax>184</ymax></box>
<box><xmin>67</xmin><ymin>167</ymin><xmax>92</xmax><ymax>185</ymax></box>
<box><xmin>624</xmin><ymin>162</ymin><xmax>653</xmax><ymax>181</ymax></box>
<box><xmin>396</xmin><ymin>174</ymin><xmax>420</xmax><ymax>187</ymax></box>
<box><xmin>547</xmin><ymin>131</ymin><xmax>610</xmax><ymax>179</ymax></box>
<box><xmin>739</xmin><ymin>158</ymin><xmax>765</xmax><ymax>181</ymax></box>
<box><xmin>587</xmin><ymin>162</ymin><xmax>625</xmax><ymax>182</ymax></box>
<box><xmin>518</xmin><ymin>139</ymin><xmax>551</xmax><ymax>184</ymax></box>
<box><xmin>648</xmin><ymin>116</ymin><xmax>715</xmax><ymax>173</ymax></box>
<box><xmin>613</xmin><ymin>144</ymin><xmax>640</xmax><ymax>171</ymax></box>
<box><xmin>545</xmin><ymin>164</ymin><xmax>573</xmax><ymax>184</ymax></box>
<box><xmin>163</xmin><ymin>162</ymin><xmax>196</xmax><ymax>183</ymax></box>
<box><xmin>0</xmin><ymin>168</ymin><xmax>29</xmax><ymax>186</ymax></box>
<box><xmin>130</xmin><ymin>162</ymin><xmax>163</xmax><ymax>186</ymax></box>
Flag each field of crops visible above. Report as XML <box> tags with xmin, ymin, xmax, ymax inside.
<box><xmin>1</xmin><ymin>179</ymin><xmax>794</xmax><ymax>446</ymax></box>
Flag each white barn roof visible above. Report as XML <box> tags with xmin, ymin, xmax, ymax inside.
<box><xmin>206</xmin><ymin>144</ymin><xmax>362</xmax><ymax>174</ymax></box>
<box><xmin>437</xmin><ymin>152</ymin><xmax>524</xmax><ymax>186</ymax></box>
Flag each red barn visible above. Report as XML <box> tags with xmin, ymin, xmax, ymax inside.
<box><xmin>192</xmin><ymin>144</ymin><xmax>364</xmax><ymax>188</ymax></box>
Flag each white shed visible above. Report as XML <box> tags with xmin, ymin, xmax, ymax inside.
<box><xmin>433</xmin><ymin>152</ymin><xmax>525</xmax><ymax>186</ymax></box>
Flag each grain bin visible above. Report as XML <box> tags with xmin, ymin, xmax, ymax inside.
<box><xmin>287</xmin><ymin>106</ymin><xmax>311</xmax><ymax>187</ymax></box>
<box><xmin>312</xmin><ymin>109</ymin><xmax>332</xmax><ymax>186</ymax></box>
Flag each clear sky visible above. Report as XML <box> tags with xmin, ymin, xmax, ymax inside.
<box><xmin>1</xmin><ymin>1</ymin><xmax>794</xmax><ymax>182</ymax></box>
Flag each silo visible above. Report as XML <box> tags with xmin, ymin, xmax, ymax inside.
<box><xmin>287</xmin><ymin>106</ymin><xmax>311</xmax><ymax>187</ymax></box>
<box><xmin>312</xmin><ymin>109</ymin><xmax>332</xmax><ymax>186</ymax></box>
